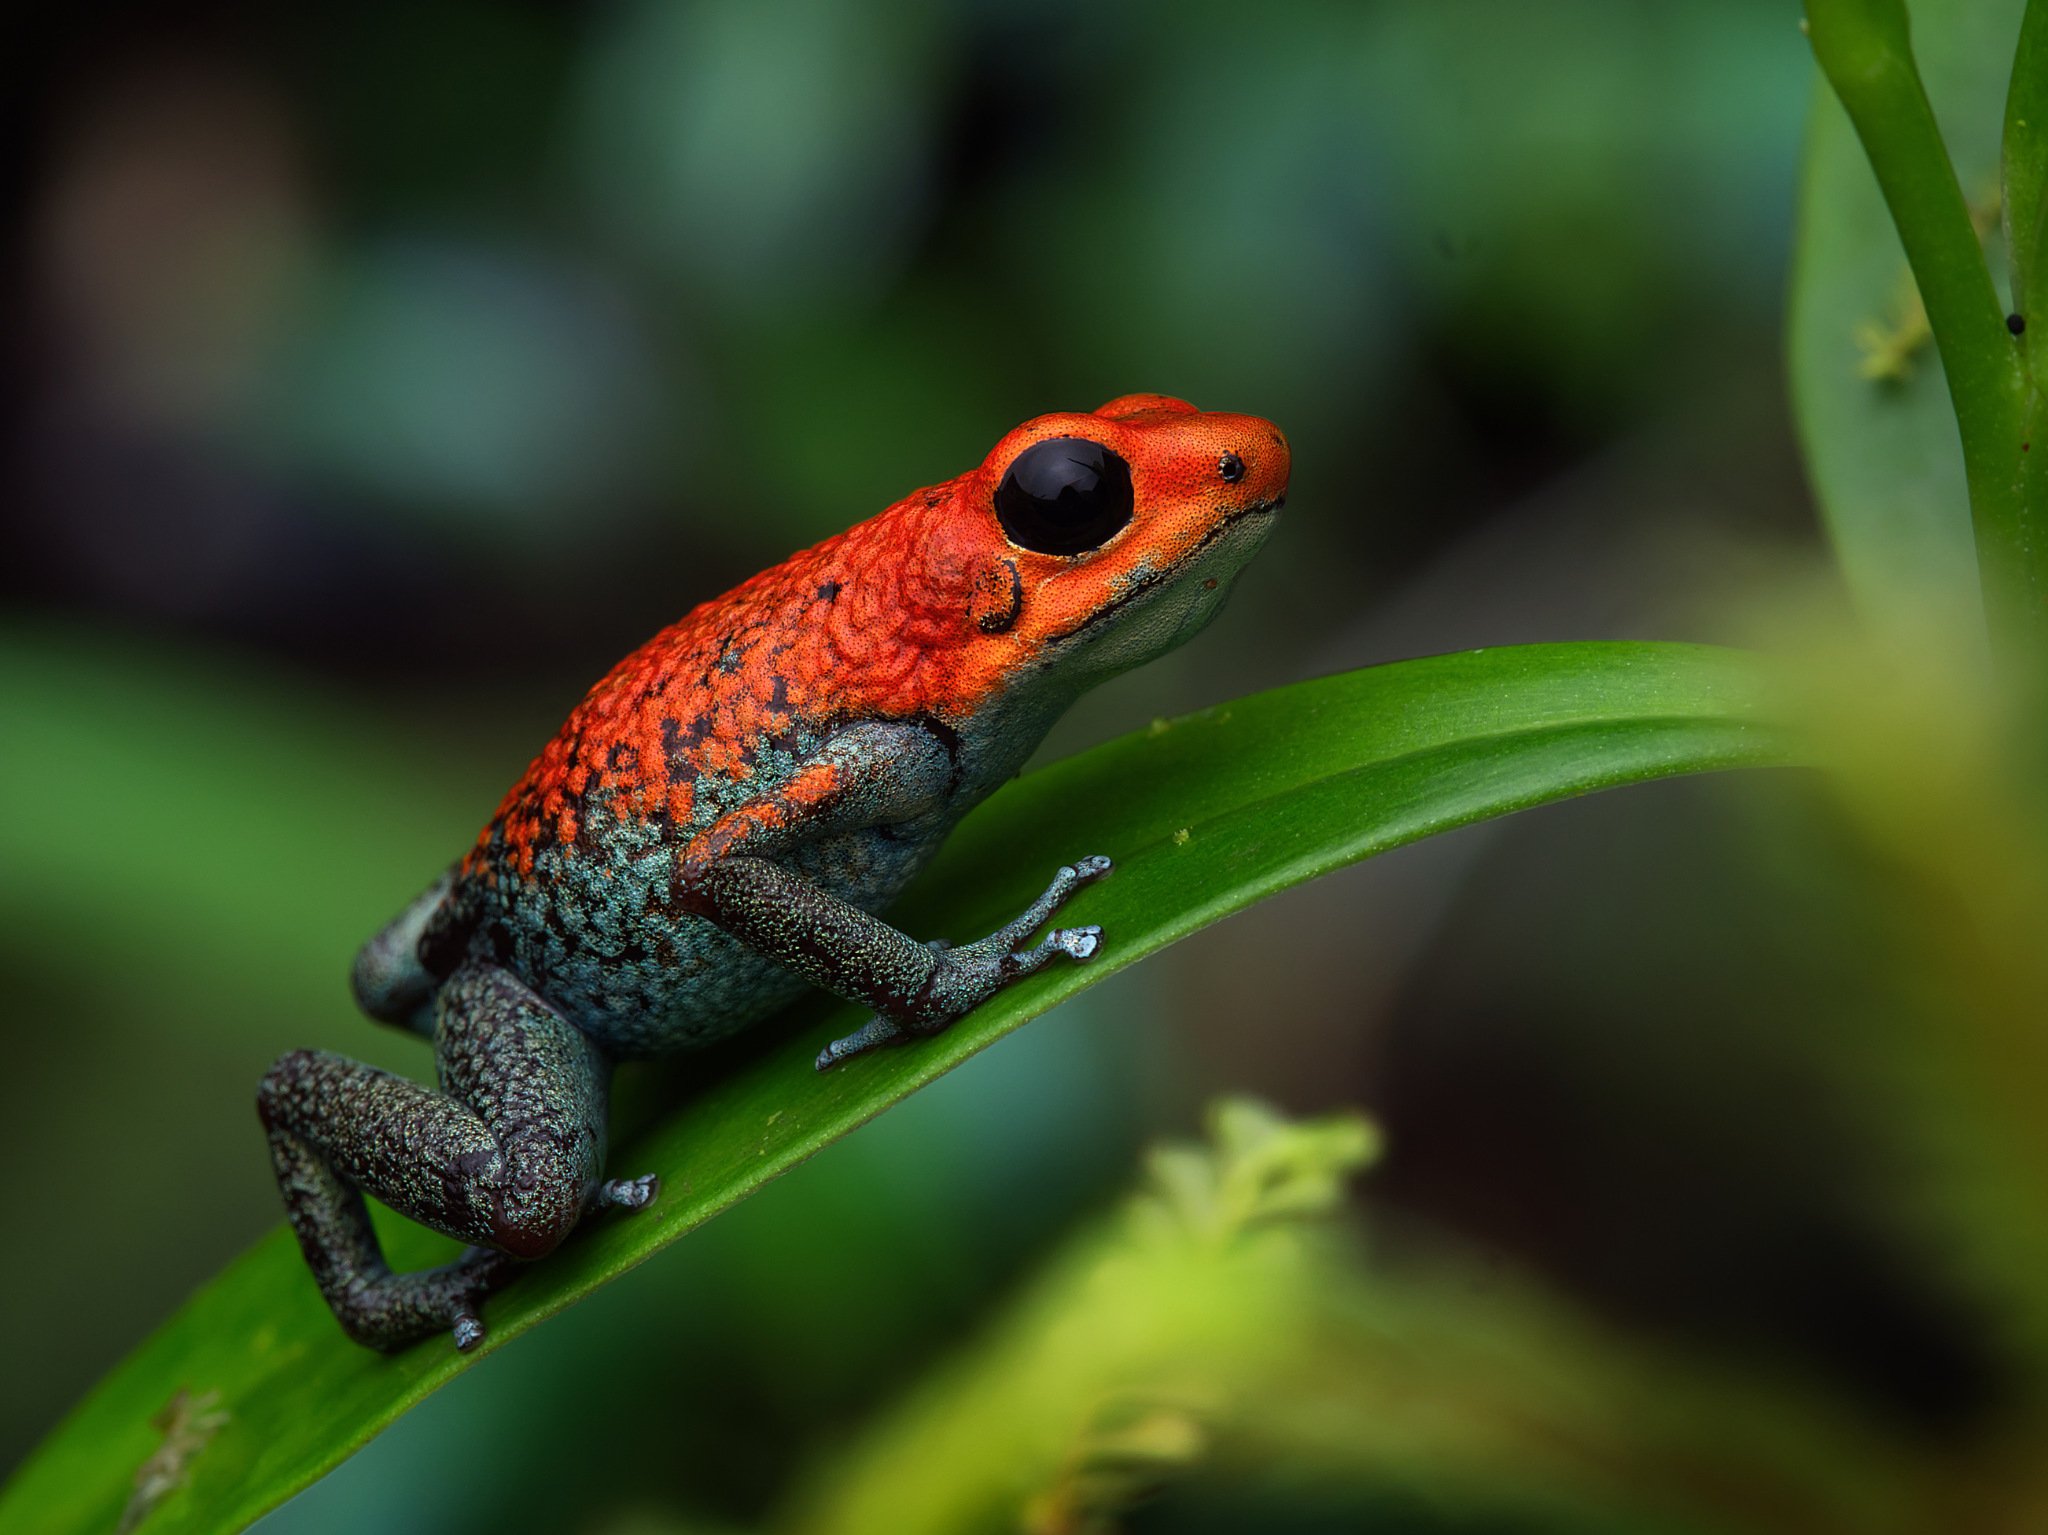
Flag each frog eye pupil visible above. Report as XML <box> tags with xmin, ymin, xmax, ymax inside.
<box><xmin>1219</xmin><ymin>451</ymin><xmax>1245</xmax><ymax>484</ymax></box>
<box><xmin>994</xmin><ymin>438</ymin><xmax>1134</xmax><ymax>556</ymax></box>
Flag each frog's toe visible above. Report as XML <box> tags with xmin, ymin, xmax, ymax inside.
<box><xmin>816</xmin><ymin>1013</ymin><xmax>906</xmax><ymax>1072</ymax></box>
<box><xmin>1046</xmin><ymin>924</ymin><xmax>1102</xmax><ymax>961</ymax></box>
<box><xmin>1070</xmin><ymin>855</ymin><xmax>1114</xmax><ymax>884</ymax></box>
<box><xmin>599</xmin><ymin>1173</ymin><xmax>660</xmax><ymax>1213</ymax></box>
<box><xmin>1007</xmin><ymin>924</ymin><xmax>1102</xmax><ymax>970</ymax></box>
<box><xmin>438</xmin><ymin>1248</ymin><xmax>521</xmax><ymax>1351</ymax></box>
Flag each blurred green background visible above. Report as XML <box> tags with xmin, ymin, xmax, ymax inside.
<box><xmin>2</xmin><ymin>0</ymin><xmax>2018</xmax><ymax>1530</ymax></box>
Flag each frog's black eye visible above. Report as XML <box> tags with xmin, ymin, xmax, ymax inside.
<box><xmin>994</xmin><ymin>438</ymin><xmax>1133</xmax><ymax>556</ymax></box>
<box><xmin>1218</xmin><ymin>451</ymin><xmax>1245</xmax><ymax>483</ymax></box>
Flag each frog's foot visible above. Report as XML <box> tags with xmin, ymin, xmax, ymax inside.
<box><xmin>329</xmin><ymin>1246</ymin><xmax>519</xmax><ymax>1354</ymax></box>
<box><xmin>595</xmin><ymin>1173</ymin><xmax>660</xmax><ymax>1213</ymax></box>
<box><xmin>445</xmin><ymin>1247</ymin><xmax>527</xmax><ymax>1352</ymax></box>
<box><xmin>950</xmin><ymin>855</ymin><xmax>1112</xmax><ymax>962</ymax></box>
<box><xmin>372</xmin><ymin>1174</ymin><xmax>654</xmax><ymax>1351</ymax></box>
<box><xmin>815</xmin><ymin>1014</ymin><xmax>905</xmax><ymax>1070</ymax></box>
<box><xmin>813</xmin><ymin>856</ymin><xmax>1112</xmax><ymax>1071</ymax></box>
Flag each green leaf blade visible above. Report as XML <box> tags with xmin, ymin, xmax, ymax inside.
<box><xmin>0</xmin><ymin>642</ymin><xmax>1800</xmax><ymax>1535</ymax></box>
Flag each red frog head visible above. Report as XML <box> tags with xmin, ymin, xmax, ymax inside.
<box><xmin>816</xmin><ymin>392</ymin><xmax>1291</xmax><ymax>721</ymax></box>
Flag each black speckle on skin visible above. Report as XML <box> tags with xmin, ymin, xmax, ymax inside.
<box><xmin>711</xmin><ymin>630</ymin><xmax>742</xmax><ymax>675</ymax></box>
<box><xmin>662</xmin><ymin>715</ymin><xmax>712</xmax><ymax>783</ymax></box>
<box><xmin>737</xmin><ymin>723</ymin><xmax>808</xmax><ymax>772</ymax></box>
<box><xmin>909</xmin><ymin>712</ymin><xmax>964</xmax><ymax>768</ymax></box>
<box><xmin>417</xmin><ymin>905</ymin><xmax>475</xmax><ymax>982</ymax></box>
<box><xmin>972</xmin><ymin>558</ymin><xmax>1023</xmax><ymax>634</ymax></box>
<box><xmin>607</xmin><ymin>743</ymin><xmax>640</xmax><ymax>773</ymax></box>
<box><xmin>816</xmin><ymin>581</ymin><xmax>842</xmax><ymax>602</ymax></box>
<box><xmin>769</xmin><ymin>676</ymin><xmax>790</xmax><ymax>710</ymax></box>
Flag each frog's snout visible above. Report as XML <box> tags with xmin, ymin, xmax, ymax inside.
<box><xmin>1228</xmin><ymin>423</ymin><xmax>1277</xmax><ymax>519</ymax></box>
<box><xmin>1213</xmin><ymin>416</ymin><xmax>1290</xmax><ymax>517</ymax></box>
<box><xmin>1261</xmin><ymin>426</ymin><xmax>1292</xmax><ymax>505</ymax></box>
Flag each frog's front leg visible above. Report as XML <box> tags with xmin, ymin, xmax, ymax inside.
<box><xmin>675</xmin><ymin>722</ymin><xmax>1112</xmax><ymax>1070</ymax></box>
<box><xmin>257</xmin><ymin>964</ymin><xmax>655</xmax><ymax>1352</ymax></box>
<box><xmin>811</xmin><ymin>854</ymin><xmax>1113</xmax><ymax>1069</ymax></box>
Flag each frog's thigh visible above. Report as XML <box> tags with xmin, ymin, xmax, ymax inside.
<box><xmin>258</xmin><ymin>964</ymin><xmax>621</xmax><ymax>1351</ymax></box>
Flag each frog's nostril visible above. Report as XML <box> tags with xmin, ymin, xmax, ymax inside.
<box><xmin>1218</xmin><ymin>451</ymin><xmax>1246</xmax><ymax>484</ymax></box>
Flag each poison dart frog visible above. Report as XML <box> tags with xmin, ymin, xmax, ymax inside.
<box><xmin>259</xmin><ymin>394</ymin><xmax>1289</xmax><ymax>1352</ymax></box>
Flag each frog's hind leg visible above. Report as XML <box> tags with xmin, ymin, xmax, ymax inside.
<box><xmin>348</xmin><ymin>870</ymin><xmax>455</xmax><ymax>1035</ymax></box>
<box><xmin>258</xmin><ymin>963</ymin><xmax>657</xmax><ymax>1352</ymax></box>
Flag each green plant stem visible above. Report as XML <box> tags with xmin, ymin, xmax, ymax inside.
<box><xmin>2005</xmin><ymin>1</ymin><xmax>2048</xmax><ymax>318</ymax></box>
<box><xmin>2005</xmin><ymin>0</ymin><xmax>2048</xmax><ymax>671</ymax></box>
<box><xmin>1805</xmin><ymin>0</ymin><xmax>2043</xmax><ymax>658</ymax></box>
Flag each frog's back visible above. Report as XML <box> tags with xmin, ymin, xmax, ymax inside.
<box><xmin>364</xmin><ymin>497</ymin><xmax>986</xmax><ymax>1054</ymax></box>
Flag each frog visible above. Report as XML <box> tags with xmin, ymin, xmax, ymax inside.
<box><xmin>258</xmin><ymin>393</ymin><xmax>1290</xmax><ymax>1353</ymax></box>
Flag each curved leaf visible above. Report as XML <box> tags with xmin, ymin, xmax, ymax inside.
<box><xmin>0</xmin><ymin>642</ymin><xmax>1799</xmax><ymax>1535</ymax></box>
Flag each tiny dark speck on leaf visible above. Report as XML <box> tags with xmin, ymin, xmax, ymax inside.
<box><xmin>2009</xmin><ymin>312</ymin><xmax>2027</xmax><ymax>336</ymax></box>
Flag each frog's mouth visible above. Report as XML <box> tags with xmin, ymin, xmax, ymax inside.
<box><xmin>1046</xmin><ymin>494</ymin><xmax>1284</xmax><ymax>646</ymax></box>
